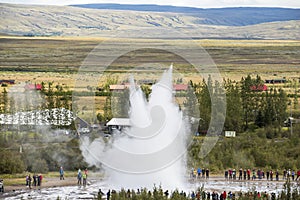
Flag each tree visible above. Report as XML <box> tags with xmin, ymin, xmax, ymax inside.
<box><xmin>240</xmin><ymin>75</ymin><xmax>255</xmax><ymax>130</ymax></box>
<box><xmin>224</xmin><ymin>79</ymin><xmax>243</xmax><ymax>132</ymax></box>
<box><xmin>0</xmin><ymin>151</ymin><xmax>24</xmax><ymax>174</ymax></box>
<box><xmin>103</xmin><ymin>95</ymin><xmax>113</xmax><ymax>121</ymax></box>
<box><xmin>255</xmin><ymin>110</ymin><xmax>264</xmax><ymax>128</ymax></box>
<box><xmin>276</xmin><ymin>88</ymin><xmax>288</xmax><ymax>126</ymax></box>
<box><xmin>263</xmin><ymin>90</ymin><xmax>275</xmax><ymax>126</ymax></box>
<box><xmin>31</xmin><ymin>158</ymin><xmax>49</xmax><ymax>173</ymax></box>
<box><xmin>196</xmin><ymin>79</ymin><xmax>211</xmax><ymax>134</ymax></box>
<box><xmin>183</xmin><ymin>81</ymin><xmax>200</xmax><ymax>134</ymax></box>
<box><xmin>111</xmin><ymin>89</ymin><xmax>130</xmax><ymax>118</ymax></box>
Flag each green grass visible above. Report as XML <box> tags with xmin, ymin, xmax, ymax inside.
<box><xmin>1</xmin><ymin>171</ymin><xmax>77</xmax><ymax>179</ymax></box>
<box><xmin>0</xmin><ymin>171</ymin><xmax>78</xmax><ymax>186</ymax></box>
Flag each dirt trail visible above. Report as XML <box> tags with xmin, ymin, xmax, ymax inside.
<box><xmin>4</xmin><ymin>177</ymin><xmax>77</xmax><ymax>193</ymax></box>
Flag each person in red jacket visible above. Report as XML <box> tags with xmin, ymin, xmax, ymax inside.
<box><xmin>222</xmin><ymin>191</ymin><xmax>227</xmax><ymax>199</ymax></box>
<box><xmin>257</xmin><ymin>192</ymin><xmax>261</xmax><ymax>198</ymax></box>
<box><xmin>247</xmin><ymin>169</ymin><xmax>251</xmax><ymax>180</ymax></box>
<box><xmin>296</xmin><ymin>170</ymin><xmax>300</xmax><ymax>181</ymax></box>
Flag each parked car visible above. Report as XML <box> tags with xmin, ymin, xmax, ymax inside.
<box><xmin>78</xmin><ymin>127</ymin><xmax>90</xmax><ymax>134</ymax></box>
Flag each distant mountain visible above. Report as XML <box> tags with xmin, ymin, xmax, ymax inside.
<box><xmin>1</xmin><ymin>3</ymin><xmax>299</xmax><ymax>39</ymax></box>
<box><xmin>71</xmin><ymin>4</ymin><xmax>300</xmax><ymax>26</ymax></box>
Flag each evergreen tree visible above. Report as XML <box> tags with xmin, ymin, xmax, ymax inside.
<box><xmin>103</xmin><ymin>95</ymin><xmax>113</xmax><ymax>121</ymax></box>
<box><xmin>276</xmin><ymin>88</ymin><xmax>288</xmax><ymax>126</ymax></box>
<box><xmin>224</xmin><ymin>79</ymin><xmax>243</xmax><ymax>132</ymax></box>
<box><xmin>183</xmin><ymin>81</ymin><xmax>200</xmax><ymax>134</ymax></box>
<box><xmin>111</xmin><ymin>89</ymin><xmax>129</xmax><ymax>118</ymax></box>
<box><xmin>240</xmin><ymin>75</ymin><xmax>255</xmax><ymax>130</ymax></box>
<box><xmin>196</xmin><ymin>79</ymin><xmax>211</xmax><ymax>134</ymax></box>
<box><xmin>255</xmin><ymin>110</ymin><xmax>264</xmax><ymax>127</ymax></box>
<box><xmin>211</xmin><ymin>79</ymin><xmax>226</xmax><ymax>135</ymax></box>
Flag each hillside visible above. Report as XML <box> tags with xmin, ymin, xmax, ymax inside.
<box><xmin>71</xmin><ymin>4</ymin><xmax>300</xmax><ymax>26</ymax></box>
<box><xmin>0</xmin><ymin>3</ymin><xmax>300</xmax><ymax>39</ymax></box>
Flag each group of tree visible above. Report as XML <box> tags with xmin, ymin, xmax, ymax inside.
<box><xmin>185</xmin><ymin>74</ymin><xmax>291</xmax><ymax>134</ymax></box>
<box><xmin>0</xmin><ymin>130</ymin><xmax>87</xmax><ymax>174</ymax></box>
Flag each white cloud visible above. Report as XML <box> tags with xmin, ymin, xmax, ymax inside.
<box><xmin>0</xmin><ymin>0</ymin><xmax>299</xmax><ymax>8</ymax></box>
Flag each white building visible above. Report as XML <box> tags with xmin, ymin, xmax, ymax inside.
<box><xmin>0</xmin><ymin>108</ymin><xmax>75</xmax><ymax>127</ymax></box>
<box><xmin>106</xmin><ymin>118</ymin><xmax>130</xmax><ymax>133</ymax></box>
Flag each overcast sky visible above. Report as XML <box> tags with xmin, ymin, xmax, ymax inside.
<box><xmin>0</xmin><ymin>0</ymin><xmax>299</xmax><ymax>8</ymax></box>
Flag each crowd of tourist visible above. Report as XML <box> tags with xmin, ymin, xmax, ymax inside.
<box><xmin>20</xmin><ymin>166</ymin><xmax>300</xmax><ymax>199</ymax></box>
<box><xmin>224</xmin><ymin>168</ymin><xmax>300</xmax><ymax>182</ymax></box>
<box><xmin>77</xmin><ymin>168</ymin><xmax>88</xmax><ymax>187</ymax></box>
<box><xmin>191</xmin><ymin>168</ymin><xmax>210</xmax><ymax>179</ymax></box>
<box><xmin>96</xmin><ymin>187</ymin><xmax>284</xmax><ymax>200</ymax></box>
<box><xmin>190</xmin><ymin>167</ymin><xmax>300</xmax><ymax>182</ymax></box>
<box><xmin>25</xmin><ymin>173</ymin><xmax>43</xmax><ymax>189</ymax></box>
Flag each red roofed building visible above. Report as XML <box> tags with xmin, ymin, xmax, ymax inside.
<box><xmin>173</xmin><ymin>84</ymin><xmax>188</xmax><ymax>91</ymax></box>
<box><xmin>24</xmin><ymin>83</ymin><xmax>42</xmax><ymax>90</ymax></box>
<box><xmin>250</xmin><ymin>84</ymin><xmax>268</xmax><ymax>91</ymax></box>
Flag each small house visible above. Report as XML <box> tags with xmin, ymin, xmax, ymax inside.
<box><xmin>173</xmin><ymin>84</ymin><xmax>188</xmax><ymax>92</ymax></box>
<box><xmin>265</xmin><ymin>79</ymin><xmax>286</xmax><ymax>84</ymax></box>
<box><xmin>24</xmin><ymin>83</ymin><xmax>42</xmax><ymax>90</ymax></box>
<box><xmin>0</xmin><ymin>80</ymin><xmax>15</xmax><ymax>85</ymax></box>
<box><xmin>109</xmin><ymin>84</ymin><xmax>130</xmax><ymax>92</ymax></box>
<box><xmin>106</xmin><ymin>118</ymin><xmax>130</xmax><ymax>133</ymax></box>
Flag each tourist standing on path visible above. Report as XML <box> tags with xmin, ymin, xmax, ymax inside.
<box><xmin>107</xmin><ymin>189</ymin><xmax>111</xmax><ymax>200</ymax></box>
<box><xmin>37</xmin><ymin>174</ymin><xmax>42</xmax><ymax>188</ymax></box>
<box><xmin>222</xmin><ymin>191</ymin><xmax>227</xmax><ymax>199</ymax></box>
<box><xmin>197</xmin><ymin>168</ymin><xmax>201</xmax><ymax>179</ymax></box>
<box><xmin>77</xmin><ymin>169</ymin><xmax>82</xmax><ymax>185</ymax></box>
<box><xmin>97</xmin><ymin>189</ymin><xmax>104</xmax><ymax>200</ymax></box>
<box><xmin>26</xmin><ymin>174</ymin><xmax>32</xmax><ymax>189</ymax></box>
<box><xmin>233</xmin><ymin>169</ymin><xmax>236</xmax><ymax>180</ymax></box>
<box><xmin>247</xmin><ymin>169</ymin><xmax>251</xmax><ymax>180</ymax></box>
<box><xmin>229</xmin><ymin>169</ymin><xmax>232</xmax><ymax>180</ymax></box>
<box><xmin>59</xmin><ymin>166</ymin><xmax>64</xmax><ymax>180</ymax></box>
<box><xmin>191</xmin><ymin>191</ymin><xmax>195</xmax><ymax>199</ymax></box>
<box><xmin>270</xmin><ymin>170</ymin><xmax>273</xmax><ymax>181</ymax></box>
<box><xmin>33</xmin><ymin>174</ymin><xmax>37</xmax><ymax>187</ymax></box>
<box><xmin>239</xmin><ymin>168</ymin><xmax>243</xmax><ymax>180</ymax></box>
<box><xmin>243</xmin><ymin>169</ymin><xmax>247</xmax><ymax>180</ymax></box>
<box><xmin>225</xmin><ymin>170</ymin><xmax>228</xmax><ymax>180</ymax></box>
<box><xmin>296</xmin><ymin>169</ymin><xmax>300</xmax><ymax>181</ymax></box>
<box><xmin>266</xmin><ymin>170</ymin><xmax>270</xmax><ymax>180</ymax></box>
<box><xmin>252</xmin><ymin>169</ymin><xmax>256</xmax><ymax>180</ymax></box>
<box><xmin>206</xmin><ymin>168</ymin><xmax>210</xmax><ymax>179</ymax></box>
<box><xmin>190</xmin><ymin>168</ymin><xmax>194</xmax><ymax>178</ymax></box>
<box><xmin>84</xmin><ymin>168</ymin><xmax>88</xmax><ymax>178</ymax></box>
<box><xmin>82</xmin><ymin>173</ymin><xmax>87</xmax><ymax>187</ymax></box>
<box><xmin>292</xmin><ymin>170</ymin><xmax>295</xmax><ymax>181</ymax></box>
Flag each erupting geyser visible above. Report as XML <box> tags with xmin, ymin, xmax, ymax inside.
<box><xmin>81</xmin><ymin>65</ymin><xmax>189</xmax><ymax>189</ymax></box>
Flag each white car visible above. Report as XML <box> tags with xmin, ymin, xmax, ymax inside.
<box><xmin>79</xmin><ymin>127</ymin><xmax>90</xmax><ymax>133</ymax></box>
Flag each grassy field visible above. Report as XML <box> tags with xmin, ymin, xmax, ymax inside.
<box><xmin>0</xmin><ymin>36</ymin><xmax>299</xmax><ymax>82</ymax></box>
<box><xmin>0</xmin><ymin>36</ymin><xmax>299</xmax><ymax>115</ymax></box>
